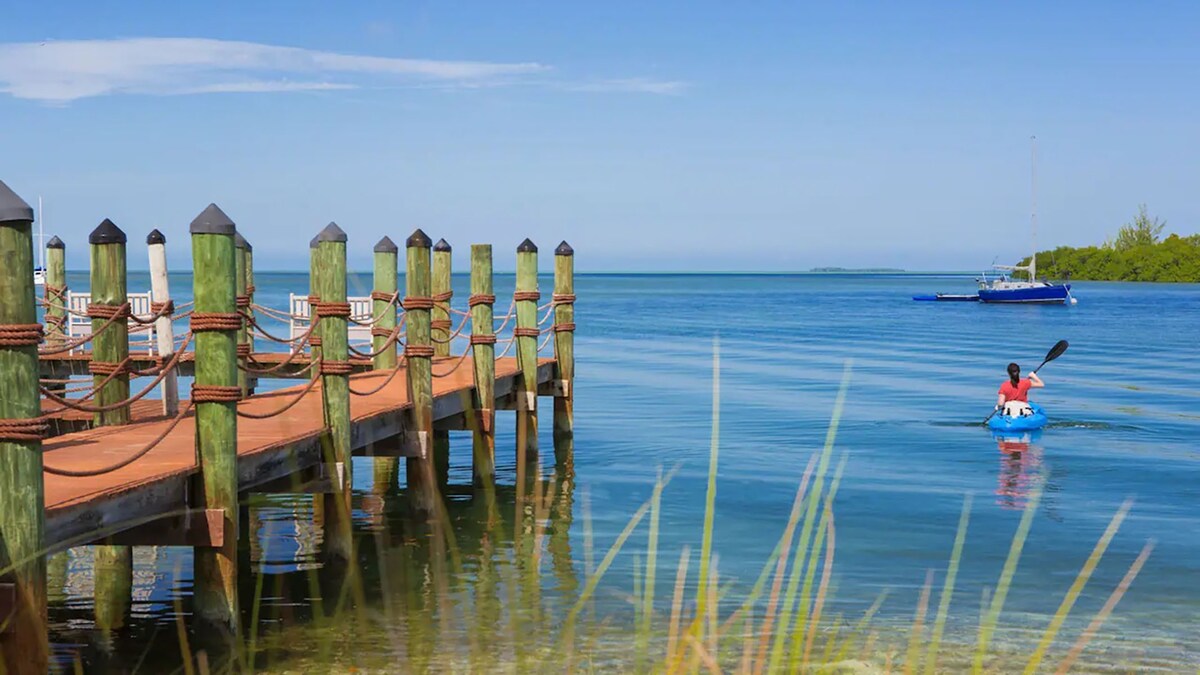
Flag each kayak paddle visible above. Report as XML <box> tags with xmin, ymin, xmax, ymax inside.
<box><xmin>982</xmin><ymin>340</ymin><xmax>1069</xmax><ymax>425</ymax></box>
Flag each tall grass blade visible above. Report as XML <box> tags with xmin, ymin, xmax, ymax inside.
<box><xmin>637</xmin><ymin>470</ymin><xmax>665</xmax><ymax>671</ymax></box>
<box><xmin>1054</xmin><ymin>540</ymin><xmax>1155</xmax><ymax>675</ymax></box>
<box><xmin>791</xmin><ymin>453</ymin><xmax>849</xmax><ymax>669</ymax></box>
<box><xmin>973</xmin><ymin>488</ymin><xmax>1042</xmax><ymax>674</ymax></box>
<box><xmin>833</xmin><ymin>589</ymin><xmax>889</xmax><ymax>663</ymax></box>
<box><xmin>695</xmin><ymin>335</ymin><xmax>721</xmax><ymax>638</ymax></box>
<box><xmin>903</xmin><ymin>569</ymin><xmax>934</xmax><ymax>675</ymax></box>
<box><xmin>768</xmin><ymin>360</ymin><xmax>853</xmax><ymax>673</ymax></box>
<box><xmin>1024</xmin><ymin>498</ymin><xmax>1133</xmax><ymax>673</ymax></box>
<box><xmin>924</xmin><ymin>493</ymin><xmax>972</xmax><ymax>675</ymax></box>
<box><xmin>802</xmin><ymin>503</ymin><xmax>837</xmax><ymax>665</ymax></box>
<box><xmin>666</xmin><ymin>547</ymin><xmax>692</xmax><ymax>674</ymax></box>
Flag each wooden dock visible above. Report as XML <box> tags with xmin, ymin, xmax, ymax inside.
<box><xmin>42</xmin><ymin>356</ymin><xmax>555</xmax><ymax>549</ymax></box>
<box><xmin>0</xmin><ymin>182</ymin><xmax>576</xmax><ymax>673</ymax></box>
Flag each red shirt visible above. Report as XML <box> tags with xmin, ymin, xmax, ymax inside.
<box><xmin>999</xmin><ymin>378</ymin><xmax>1032</xmax><ymax>401</ymax></box>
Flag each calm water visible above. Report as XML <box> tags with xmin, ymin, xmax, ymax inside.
<box><xmin>47</xmin><ymin>271</ymin><xmax>1200</xmax><ymax>671</ymax></box>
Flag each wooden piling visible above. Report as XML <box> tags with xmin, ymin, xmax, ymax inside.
<box><xmin>309</xmin><ymin>236</ymin><xmax>321</xmax><ymax>382</ymax></box>
<box><xmin>189</xmin><ymin>203</ymin><xmax>240</xmax><ymax>632</ymax></box>
<box><xmin>0</xmin><ymin>180</ymin><xmax>48</xmax><ymax>674</ymax></box>
<box><xmin>89</xmin><ymin>218</ymin><xmax>133</xmax><ymax>634</ymax></box>
<box><xmin>469</xmin><ymin>244</ymin><xmax>496</xmax><ymax>489</ymax></box>
<box><xmin>405</xmin><ymin>229</ymin><xmax>438</xmax><ymax>516</ymax></box>
<box><xmin>432</xmin><ymin>239</ymin><xmax>453</xmax><ymax>487</ymax></box>
<box><xmin>553</xmin><ymin>241</ymin><xmax>575</xmax><ymax>464</ymax></box>
<box><xmin>235</xmin><ymin>233</ymin><xmax>249</xmax><ymax>397</ymax></box>
<box><xmin>243</xmin><ymin>236</ymin><xmax>257</xmax><ymax>395</ymax></box>
<box><xmin>372</xmin><ymin>237</ymin><xmax>399</xmax><ymax>370</ymax></box>
<box><xmin>315</xmin><ymin>222</ymin><xmax>353</xmax><ymax>561</ymax></box>
<box><xmin>146</xmin><ymin>230</ymin><xmax>179</xmax><ymax>416</ymax></box>
<box><xmin>89</xmin><ymin>218</ymin><xmax>130</xmax><ymax>426</ymax></box>
<box><xmin>44</xmin><ymin>236</ymin><xmax>67</xmax><ymax>352</ymax></box>
<box><xmin>514</xmin><ymin>239</ymin><xmax>540</xmax><ymax>466</ymax></box>
<box><xmin>372</xmin><ymin>236</ymin><xmax>399</xmax><ymax>494</ymax></box>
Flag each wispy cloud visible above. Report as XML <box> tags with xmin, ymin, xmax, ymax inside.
<box><xmin>0</xmin><ymin>37</ymin><xmax>550</xmax><ymax>102</ymax></box>
<box><xmin>564</xmin><ymin>77</ymin><xmax>690</xmax><ymax>95</ymax></box>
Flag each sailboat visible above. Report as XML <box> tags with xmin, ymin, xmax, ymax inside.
<box><xmin>33</xmin><ymin>196</ymin><xmax>45</xmax><ymax>286</ymax></box>
<box><xmin>976</xmin><ymin>137</ymin><xmax>1073</xmax><ymax>304</ymax></box>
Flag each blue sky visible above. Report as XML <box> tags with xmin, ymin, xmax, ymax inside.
<box><xmin>2</xmin><ymin>1</ymin><xmax>1197</xmax><ymax>271</ymax></box>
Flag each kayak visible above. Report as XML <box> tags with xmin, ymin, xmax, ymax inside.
<box><xmin>987</xmin><ymin>403</ymin><xmax>1047</xmax><ymax>432</ymax></box>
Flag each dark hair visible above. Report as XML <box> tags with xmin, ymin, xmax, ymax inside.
<box><xmin>1007</xmin><ymin>362</ymin><xmax>1020</xmax><ymax>386</ymax></box>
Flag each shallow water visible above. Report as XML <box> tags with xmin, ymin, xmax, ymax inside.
<box><xmin>45</xmin><ymin>271</ymin><xmax>1200</xmax><ymax>671</ymax></box>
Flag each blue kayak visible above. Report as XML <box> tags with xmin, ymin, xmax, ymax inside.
<box><xmin>987</xmin><ymin>403</ymin><xmax>1048</xmax><ymax>432</ymax></box>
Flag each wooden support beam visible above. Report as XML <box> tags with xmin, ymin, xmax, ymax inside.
<box><xmin>44</xmin><ymin>236</ymin><xmax>67</xmax><ymax>355</ymax></box>
<box><xmin>405</xmin><ymin>229</ymin><xmax>438</xmax><ymax>516</ymax></box>
<box><xmin>0</xmin><ymin>181</ymin><xmax>48</xmax><ymax>671</ymax></box>
<box><xmin>372</xmin><ymin>236</ymin><xmax>399</xmax><ymax>496</ymax></box>
<box><xmin>89</xmin><ymin>510</ymin><xmax>224</xmax><ymax>548</ymax></box>
<box><xmin>235</xmin><ymin>232</ymin><xmax>250</xmax><ymax>397</ymax></box>
<box><xmin>243</xmin><ymin>236</ymin><xmax>258</xmax><ymax>395</ymax></box>
<box><xmin>189</xmin><ymin>203</ymin><xmax>241</xmax><ymax>633</ymax></box>
<box><xmin>553</xmin><ymin>241</ymin><xmax>575</xmax><ymax>466</ymax></box>
<box><xmin>88</xmin><ymin>217</ymin><xmax>134</xmax><ymax>636</ymax></box>
<box><xmin>147</xmin><ymin>229</ymin><xmax>180</xmax><ymax>416</ymax></box>
<box><xmin>514</xmin><ymin>239</ymin><xmax>540</xmax><ymax>470</ymax></box>
<box><xmin>470</xmin><ymin>244</ymin><xmax>497</xmax><ymax>489</ymax></box>
<box><xmin>315</xmin><ymin>222</ymin><xmax>353</xmax><ymax>562</ymax></box>
<box><xmin>432</xmin><ymin>238</ymin><xmax>453</xmax><ymax>487</ymax></box>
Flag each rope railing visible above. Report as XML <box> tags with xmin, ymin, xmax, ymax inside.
<box><xmin>39</xmin><ymin>332</ymin><xmax>195</xmax><ymax>414</ymax></box>
<box><xmin>235</xmin><ymin>368</ymin><xmax>323</xmax><ymax>419</ymax></box>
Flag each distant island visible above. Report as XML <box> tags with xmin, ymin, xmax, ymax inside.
<box><xmin>809</xmin><ymin>267</ymin><xmax>906</xmax><ymax>273</ymax></box>
<box><xmin>1018</xmin><ymin>205</ymin><xmax>1200</xmax><ymax>282</ymax></box>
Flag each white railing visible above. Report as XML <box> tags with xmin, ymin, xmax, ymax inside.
<box><xmin>67</xmin><ymin>291</ymin><xmax>158</xmax><ymax>355</ymax></box>
<box><xmin>288</xmin><ymin>294</ymin><xmax>374</xmax><ymax>345</ymax></box>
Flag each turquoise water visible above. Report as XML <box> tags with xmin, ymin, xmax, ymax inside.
<box><xmin>47</xmin><ymin>271</ymin><xmax>1200</xmax><ymax>671</ymax></box>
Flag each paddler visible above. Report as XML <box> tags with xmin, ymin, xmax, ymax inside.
<box><xmin>995</xmin><ymin>362</ymin><xmax>1043</xmax><ymax>417</ymax></box>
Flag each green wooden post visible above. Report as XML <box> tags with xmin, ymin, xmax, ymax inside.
<box><xmin>469</xmin><ymin>244</ymin><xmax>496</xmax><ymax>489</ymax></box>
<box><xmin>308</xmin><ymin>236</ymin><xmax>322</xmax><ymax>383</ymax></box>
<box><xmin>372</xmin><ymin>236</ymin><xmax>399</xmax><ymax>494</ymax></box>
<box><xmin>315</xmin><ymin>223</ymin><xmax>353</xmax><ymax>562</ymax></box>
<box><xmin>431</xmin><ymin>239</ymin><xmax>453</xmax><ymax>488</ymax></box>
<box><xmin>552</xmin><ymin>241</ymin><xmax>575</xmax><ymax>465</ymax></box>
<box><xmin>88</xmin><ymin>218</ymin><xmax>134</xmax><ymax>634</ymax></box>
<box><xmin>89</xmin><ymin>218</ymin><xmax>130</xmax><ymax>426</ymax></box>
<box><xmin>44</xmin><ymin>236</ymin><xmax>67</xmax><ymax>353</ymax></box>
<box><xmin>234</xmin><ymin>233</ymin><xmax>249</xmax><ymax>397</ymax></box>
<box><xmin>243</xmin><ymin>236</ymin><xmax>257</xmax><ymax>395</ymax></box>
<box><xmin>514</xmin><ymin>239</ymin><xmax>540</xmax><ymax>467</ymax></box>
<box><xmin>189</xmin><ymin>203</ymin><xmax>240</xmax><ymax>633</ymax></box>
<box><xmin>0</xmin><ymin>181</ymin><xmax>48</xmax><ymax>674</ymax></box>
<box><xmin>404</xmin><ymin>229</ymin><xmax>438</xmax><ymax>516</ymax></box>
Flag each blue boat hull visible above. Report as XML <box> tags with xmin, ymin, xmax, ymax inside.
<box><xmin>978</xmin><ymin>284</ymin><xmax>1070</xmax><ymax>304</ymax></box>
<box><xmin>987</xmin><ymin>403</ymin><xmax>1048</xmax><ymax>432</ymax></box>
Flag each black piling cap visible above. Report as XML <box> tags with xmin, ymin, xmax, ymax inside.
<box><xmin>316</xmin><ymin>221</ymin><xmax>347</xmax><ymax>243</ymax></box>
<box><xmin>373</xmin><ymin>236</ymin><xmax>398</xmax><ymax>253</ymax></box>
<box><xmin>517</xmin><ymin>238</ymin><xmax>538</xmax><ymax>253</ymax></box>
<box><xmin>234</xmin><ymin>232</ymin><xmax>248</xmax><ymax>249</ymax></box>
<box><xmin>407</xmin><ymin>228</ymin><xmax>432</xmax><ymax>249</ymax></box>
<box><xmin>89</xmin><ymin>218</ymin><xmax>127</xmax><ymax>245</ymax></box>
<box><xmin>0</xmin><ymin>179</ymin><xmax>34</xmax><ymax>223</ymax></box>
<box><xmin>433</xmin><ymin>238</ymin><xmax>452</xmax><ymax>252</ymax></box>
<box><xmin>190</xmin><ymin>203</ymin><xmax>236</xmax><ymax>235</ymax></box>
<box><xmin>309</xmin><ymin>235</ymin><xmax>319</xmax><ymax>249</ymax></box>
<box><xmin>146</xmin><ymin>229</ymin><xmax>166</xmax><ymax>245</ymax></box>
<box><xmin>46</xmin><ymin>236</ymin><xmax>65</xmax><ymax>249</ymax></box>
<box><xmin>555</xmin><ymin>240</ymin><xmax>574</xmax><ymax>256</ymax></box>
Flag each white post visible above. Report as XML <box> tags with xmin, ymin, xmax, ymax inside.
<box><xmin>147</xmin><ymin>229</ymin><xmax>179</xmax><ymax>415</ymax></box>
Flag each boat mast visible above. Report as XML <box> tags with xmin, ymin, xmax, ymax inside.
<box><xmin>1030</xmin><ymin>136</ymin><xmax>1037</xmax><ymax>282</ymax></box>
